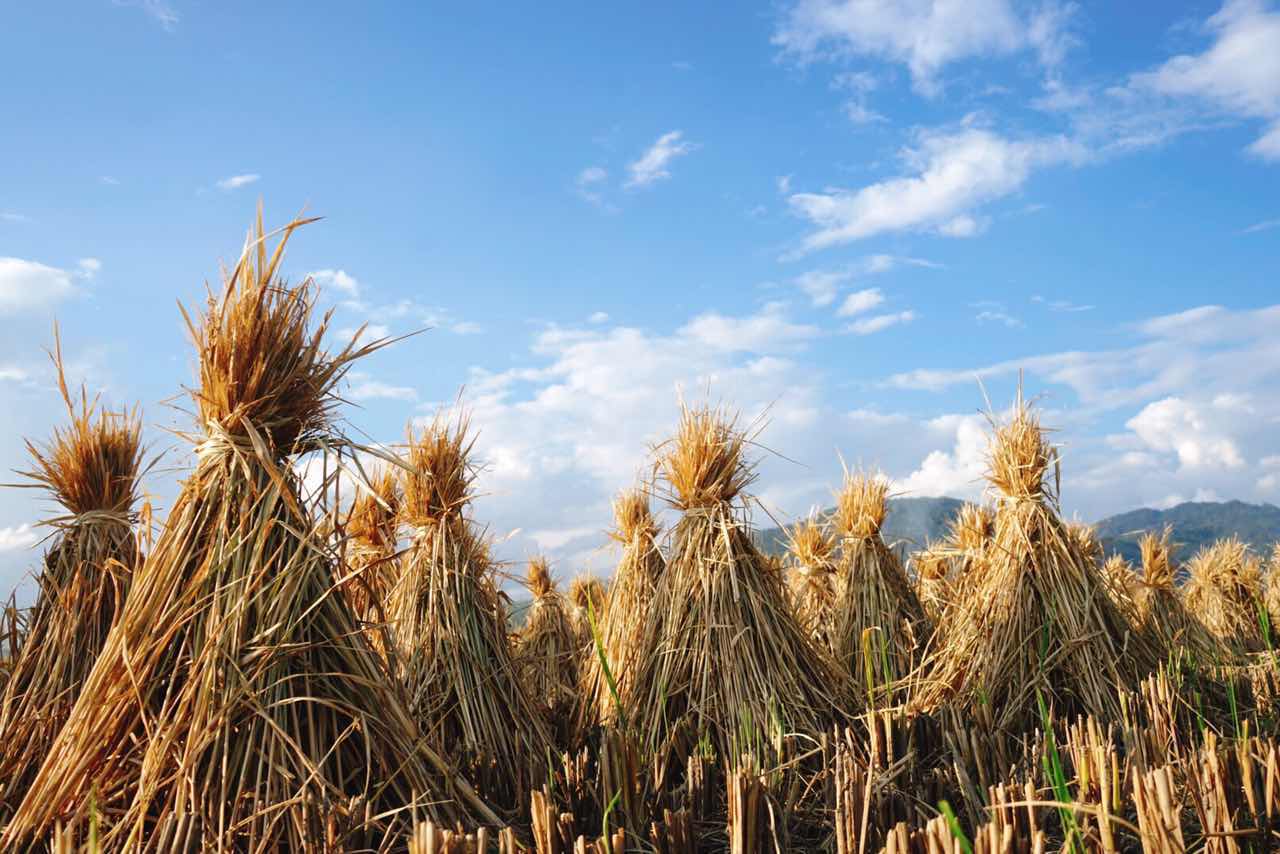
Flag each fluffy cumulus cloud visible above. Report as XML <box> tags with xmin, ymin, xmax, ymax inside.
<box><xmin>0</xmin><ymin>258</ymin><xmax>79</xmax><ymax>314</ymax></box>
<box><xmin>0</xmin><ymin>524</ymin><xmax>38</xmax><ymax>553</ymax></box>
<box><xmin>774</xmin><ymin>0</ymin><xmax>1076</xmax><ymax>95</ymax></box>
<box><xmin>310</xmin><ymin>269</ymin><xmax>361</xmax><ymax>297</ymax></box>
<box><xmin>786</xmin><ymin>127</ymin><xmax>1087</xmax><ymax>253</ymax></box>
<box><xmin>1129</xmin><ymin>0</ymin><xmax>1280</xmax><ymax>161</ymax></box>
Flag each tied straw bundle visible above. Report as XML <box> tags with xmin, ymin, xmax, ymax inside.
<box><xmin>1185</xmin><ymin>537</ymin><xmax>1266</xmax><ymax>654</ymax></box>
<box><xmin>0</xmin><ymin>340</ymin><xmax>148</xmax><ymax>820</ymax></box>
<box><xmin>912</xmin><ymin>503</ymin><xmax>993</xmax><ymax>627</ymax></box>
<box><xmin>828</xmin><ymin>472</ymin><xmax>927</xmax><ymax>705</ymax></box>
<box><xmin>580</xmin><ymin>488</ymin><xmax>665</xmax><ymax>729</ymax></box>
<box><xmin>516</xmin><ymin>556</ymin><xmax>581</xmax><ymax>748</ymax></box>
<box><xmin>385</xmin><ymin>412</ymin><xmax>553</xmax><ymax>814</ymax></box>
<box><xmin>623</xmin><ymin>404</ymin><xmax>847</xmax><ymax>771</ymax></box>
<box><xmin>1138</xmin><ymin>527</ymin><xmax>1226</xmax><ymax>664</ymax></box>
<box><xmin>785</xmin><ymin>515</ymin><xmax>838</xmax><ymax>645</ymax></box>
<box><xmin>913</xmin><ymin>392</ymin><xmax>1159</xmax><ymax>732</ymax></box>
<box><xmin>338</xmin><ymin>466</ymin><xmax>400</xmax><ymax>632</ymax></box>
<box><xmin>5</xmin><ymin>212</ymin><xmax>499</xmax><ymax>850</ymax></box>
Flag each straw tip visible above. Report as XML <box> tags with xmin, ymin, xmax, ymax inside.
<box><xmin>835</xmin><ymin>472</ymin><xmax>889</xmax><ymax>539</ymax></box>
<box><xmin>658</xmin><ymin>404</ymin><xmax>755</xmax><ymax>510</ymax></box>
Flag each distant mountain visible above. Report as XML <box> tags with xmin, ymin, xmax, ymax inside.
<box><xmin>757</xmin><ymin>498</ymin><xmax>1280</xmax><ymax>569</ymax></box>
<box><xmin>756</xmin><ymin>496</ymin><xmax>965</xmax><ymax>557</ymax></box>
<box><xmin>1095</xmin><ymin>500</ymin><xmax>1280</xmax><ymax>566</ymax></box>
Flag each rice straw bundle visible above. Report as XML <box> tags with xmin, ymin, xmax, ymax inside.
<box><xmin>580</xmin><ymin>489</ymin><xmax>665</xmax><ymax>729</ymax></box>
<box><xmin>1067</xmin><ymin>521</ymin><xmax>1104</xmax><ymax>567</ymax></box>
<box><xmin>386</xmin><ymin>413</ymin><xmax>552</xmax><ymax>814</ymax></box>
<box><xmin>0</xmin><ymin>347</ymin><xmax>146</xmax><ymax>820</ymax></box>
<box><xmin>913</xmin><ymin>392</ymin><xmax>1158</xmax><ymax>732</ymax></box>
<box><xmin>1101</xmin><ymin>553</ymin><xmax>1145</xmax><ymax>627</ymax></box>
<box><xmin>623</xmin><ymin>404</ymin><xmax>846</xmax><ymax>769</ymax></box>
<box><xmin>1184</xmin><ymin>537</ymin><xmax>1266</xmax><ymax>653</ymax></box>
<box><xmin>1266</xmin><ymin>544</ymin><xmax>1280</xmax><ymax>639</ymax></box>
<box><xmin>5</xmin><ymin>213</ymin><xmax>499</xmax><ymax>848</ymax></box>
<box><xmin>829</xmin><ymin>472</ymin><xmax>926</xmax><ymax>703</ymax></box>
<box><xmin>786</xmin><ymin>515</ymin><xmax>838</xmax><ymax>644</ymax></box>
<box><xmin>912</xmin><ymin>503</ymin><xmax>994</xmax><ymax>624</ymax></box>
<box><xmin>1138</xmin><ymin>527</ymin><xmax>1224</xmax><ymax>663</ymax></box>
<box><xmin>516</xmin><ymin>556</ymin><xmax>581</xmax><ymax>745</ymax></box>
<box><xmin>568</xmin><ymin>574</ymin><xmax>608</xmax><ymax>645</ymax></box>
<box><xmin>339</xmin><ymin>466</ymin><xmax>401</xmax><ymax>628</ymax></box>
<box><xmin>912</xmin><ymin>545</ymin><xmax>953</xmax><ymax>626</ymax></box>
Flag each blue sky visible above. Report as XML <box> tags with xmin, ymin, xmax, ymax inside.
<box><xmin>1</xmin><ymin>0</ymin><xmax>1278</xmax><ymax>596</ymax></box>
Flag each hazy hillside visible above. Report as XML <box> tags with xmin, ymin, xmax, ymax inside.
<box><xmin>1095</xmin><ymin>500</ymin><xmax>1280</xmax><ymax>566</ymax></box>
<box><xmin>756</xmin><ymin>496</ymin><xmax>965</xmax><ymax>557</ymax></box>
<box><xmin>757</xmin><ymin>498</ymin><xmax>1280</xmax><ymax>568</ymax></box>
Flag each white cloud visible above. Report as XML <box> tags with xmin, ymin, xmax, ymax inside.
<box><xmin>975</xmin><ymin>309</ymin><xmax>1022</xmax><ymax>327</ymax></box>
<box><xmin>625</xmin><ymin>131</ymin><xmax>696</xmax><ymax>189</ymax></box>
<box><xmin>678</xmin><ymin>303</ymin><xmax>820</xmax><ymax>352</ymax></box>
<box><xmin>1244</xmin><ymin>217</ymin><xmax>1280</xmax><ymax>233</ymax></box>
<box><xmin>100</xmin><ymin>176</ymin><xmax>120</xmax><ymax>186</ymax></box>
<box><xmin>846</xmin><ymin>309</ymin><xmax>916</xmax><ymax>335</ymax></box>
<box><xmin>1124</xmin><ymin>396</ymin><xmax>1245</xmax><ymax>471</ymax></box>
<box><xmin>1129</xmin><ymin>0</ymin><xmax>1280</xmax><ymax>161</ymax></box>
<box><xmin>792</xmin><ymin>255</ymin><xmax>939</xmax><ymax>306</ymax></box>
<box><xmin>216</xmin><ymin>173</ymin><xmax>260</xmax><ymax>191</ymax></box>
<box><xmin>451</xmin><ymin>321</ymin><xmax>482</xmax><ymax>335</ymax></box>
<box><xmin>310</xmin><ymin>269</ymin><xmax>361</xmax><ymax>297</ymax></box>
<box><xmin>0</xmin><ymin>258</ymin><xmax>78</xmax><ymax>314</ymax></box>
<box><xmin>0</xmin><ymin>524</ymin><xmax>38</xmax><ymax>553</ymax></box>
<box><xmin>346</xmin><ymin>372</ymin><xmax>417</xmax><ymax>402</ymax></box>
<box><xmin>1033</xmin><ymin>295</ymin><xmax>1095</xmax><ymax>312</ymax></box>
<box><xmin>115</xmin><ymin>0</ymin><xmax>178</xmax><ymax>29</ymax></box>
<box><xmin>836</xmin><ymin>288</ymin><xmax>884</xmax><ymax>317</ymax></box>
<box><xmin>337</xmin><ymin>324</ymin><xmax>391</xmax><ymax>347</ymax></box>
<box><xmin>894</xmin><ymin>414</ymin><xmax>989</xmax><ymax>501</ymax></box>
<box><xmin>575</xmin><ymin>166</ymin><xmax>614</xmax><ymax>209</ymax></box>
<box><xmin>77</xmin><ymin>258</ymin><xmax>102</xmax><ymax>279</ymax></box>
<box><xmin>774</xmin><ymin>0</ymin><xmax>1076</xmax><ymax>95</ymax></box>
<box><xmin>588</xmin><ymin>311</ymin><xmax>610</xmax><ymax>324</ymax></box>
<box><xmin>786</xmin><ymin>127</ymin><xmax>1086</xmax><ymax>253</ymax></box>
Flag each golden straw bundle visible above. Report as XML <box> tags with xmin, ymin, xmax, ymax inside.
<box><xmin>1266</xmin><ymin>544</ymin><xmax>1280</xmax><ymax>640</ymax></box>
<box><xmin>580</xmin><ymin>488</ymin><xmax>665</xmax><ymax>729</ymax></box>
<box><xmin>1138</xmin><ymin>527</ymin><xmax>1225</xmax><ymax>663</ymax></box>
<box><xmin>5</xmin><ymin>213</ymin><xmax>499</xmax><ymax>849</ymax></box>
<box><xmin>1185</xmin><ymin>537</ymin><xmax>1266</xmax><ymax>654</ymax></box>
<box><xmin>912</xmin><ymin>503</ymin><xmax>993</xmax><ymax>625</ymax></box>
<box><xmin>786</xmin><ymin>515</ymin><xmax>838</xmax><ymax>644</ymax></box>
<box><xmin>913</xmin><ymin>392</ymin><xmax>1158</xmax><ymax>732</ymax></box>
<box><xmin>0</xmin><ymin>345</ymin><xmax>146</xmax><ymax>820</ymax></box>
<box><xmin>568</xmin><ymin>574</ymin><xmax>608</xmax><ymax>647</ymax></box>
<box><xmin>386</xmin><ymin>413</ymin><xmax>553</xmax><ymax>814</ymax></box>
<box><xmin>623</xmin><ymin>404</ymin><xmax>847</xmax><ymax>769</ymax></box>
<box><xmin>516</xmin><ymin>556</ymin><xmax>581</xmax><ymax>747</ymax></box>
<box><xmin>829</xmin><ymin>473</ymin><xmax>926</xmax><ymax>705</ymax></box>
<box><xmin>339</xmin><ymin>466</ymin><xmax>401</xmax><ymax>629</ymax></box>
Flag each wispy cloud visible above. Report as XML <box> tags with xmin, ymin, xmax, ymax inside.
<box><xmin>785</xmin><ymin>126</ymin><xmax>1086</xmax><ymax>254</ymax></box>
<box><xmin>1243</xmin><ymin>218</ymin><xmax>1280</xmax><ymax>234</ymax></box>
<box><xmin>115</xmin><ymin>0</ymin><xmax>178</xmax><ymax>30</ymax></box>
<box><xmin>575</xmin><ymin>166</ymin><xmax>615</xmax><ymax>210</ymax></box>
<box><xmin>100</xmin><ymin>176</ymin><xmax>121</xmax><ymax>186</ymax></box>
<box><xmin>792</xmin><ymin>254</ymin><xmax>939</xmax><ymax>306</ymax></box>
<box><xmin>846</xmin><ymin>309</ymin><xmax>917</xmax><ymax>335</ymax></box>
<box><xmin>1033</xmin><ymin>295</ymin><xmax>1095</xmax><ymax>313</ymax></box>
<box><xmin>346</xmin><ymin>372</ymin><xmax>417</xmax><ymax>402</ymax></box>
<box><xmin>975</xmin><ymin>309</ymin><xmax>1023</xmax><ymax>327</ymax></box>
<box><xmin>836</xmin><ymin>288</ymin><xmax>884</xmax><ymax>317</ymax></box>
<box><xmin>216</xmin><ymin>173</ymin><xmax>260</xmax><ymax>191</ymax></box>
<box><xmin>625</xmin><ymin>131</ymin><xmax>697</xmax><ymax>189</ymax></box>
<box><xmin>310</xmin><ymin>269</ymin><xmax>361</xmax><ymax>298</ymax></box>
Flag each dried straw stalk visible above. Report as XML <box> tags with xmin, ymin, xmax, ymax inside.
<box><xmin>516</xmin><ymin>556</ymin><xmax>581</xmax><ymax>747</ymax></box>
<box><xmin>623</xmin><ymin>404</ymin><xmax>847</xmax><ymax>769</ymax></box>
<box><xmin>829</xmin><ymin>473</ymin><xmax>926</xmax><ymax>704</ymax></box>
<box><xmin>386</xmin><ymin>412</ymin><xmax>553</xmax><ymax>814</ymax></box>
<box><xmin>580</xmin><ymin>488</ymin><xmax>665</xmax><ymax>729</ymax></box>
<box><xmin>911</xmin><ymin>503</ymin><xmax>993</xmax><ymax>626</ymax></box>
<box><xmin>0</xmin><ymin>345</ymin><xmax>146</xmax><ymax>819</ymax></box>
<box><xmin>913</xmin><ymin>392</ymin><xmax>1158</xmax><ymax>732</ymax></box>
<box><xmin>5</xmin><ymin>213</ymin><xmax>499</xmax><ymax>849</ymax></box>
<box><xmin>1266</xmin><ymin>543</ymin><xmax>1280</xmax><ymax>639</ymax></box>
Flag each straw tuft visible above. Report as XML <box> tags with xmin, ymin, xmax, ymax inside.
<box><xmin>656</xmin><ymin>403</ymin><xmax>756</xmax><ymax>511</ymax></box>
